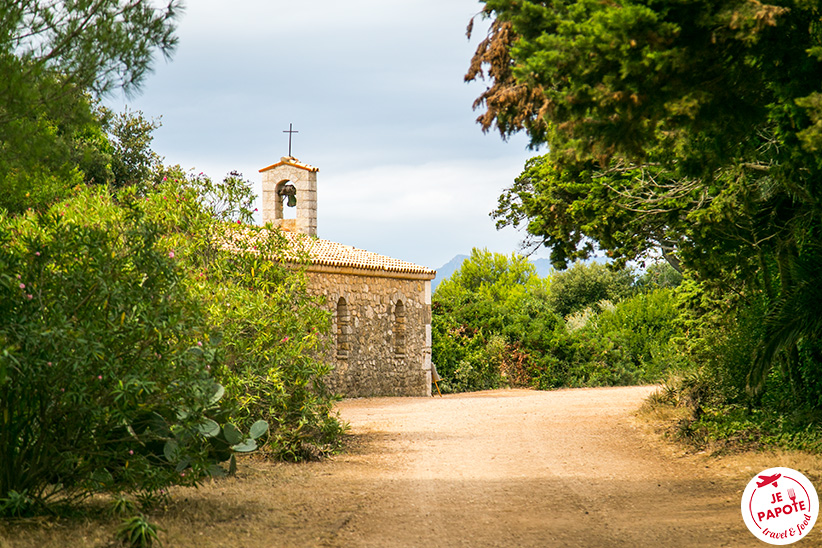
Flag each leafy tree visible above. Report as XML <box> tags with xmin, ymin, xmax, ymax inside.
<box><xmin>181</xmin><ymin>169</ymin><xmax>257</xmax><ymax>224</ymax></box>
<box><xmin>636</xmin><ymin>261</ymin><xmax>683</xmax><ymax>291</ymax></box>
<box><xmin>0</xmin><ymin>0</ymin><xmax>183</xmax><ymax>213</ymax></box>
<box><xmin>0</xmin><ymin>188</ymin><xmax>221</xmax><ymax>513</ymax></box>
<box><xmin>450</xmin><ymin>248</ymin><xmax>537</xmax><ymax>291</ymax></box>
<box><xmin>467</xmin><ymin>0</ymin><xmax>822</xmax><ymax>398</ymax></box>
<box><xmin>431</xmin><ymin>248</ymin><xmax>678</xmax><ymax>391</ymax></box>
<box><xmin>547</xmin><ymin>262</ymin><xmax>634</xmax><ymax>317</ymax></box>
<box><xmin>103</xmin><ymin>106</ymin><xmax>163</xmax><ymax>188</ymax></box>
<box><xmin>433</xmin><ymin>248</ymin><xmax>549</xmax><ymax>391</ymax></box>
<box><xmin>2</xmin><ymin>1</ymin><xmax>182</xmax><ymax>98</ymax></box>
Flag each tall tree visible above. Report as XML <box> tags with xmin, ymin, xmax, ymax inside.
<box><xmin>467</xmin><ymin>0</ymin><xmax>822</xmax><ymax>396</ymax></box>
<box><xmin>0</xmin><ymin>0</ymin><xmax>183</xmax><ymax>213</ymax></box>
<box><xmin>103</xmin><ymin>106</ymin><xmax>163</xmax><ymax>188</ymax></box>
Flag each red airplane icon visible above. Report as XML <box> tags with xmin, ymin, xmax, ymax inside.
<box><xmin>757</xmin><ymin>473</ymin><xmax>781</xmax><ymax>488</ymax></box>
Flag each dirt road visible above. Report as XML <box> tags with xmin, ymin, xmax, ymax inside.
<box><xmin>314</xmin><ymin>386</ymin><xmax>760</xmax><ymax>547</ymax></box>
<box><xmin>7</xmin><ymin>386</ymin><xmax>820</xmax><ymax>548</ymax></box>
<box><xmin>157</xmin><ymin>385</ymin><xmax>819</xmax><ymax>548</ymax></box>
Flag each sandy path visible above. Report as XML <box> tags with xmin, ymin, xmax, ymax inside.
<box><xmin>10</xmin><ymin>386</ymin><xmax>818</xmax><ymax>547</ymax></box>
<box><xmin>319</xmin><ymin>386</ymin><xmax>758</xmax><ymax>547</ymax></box>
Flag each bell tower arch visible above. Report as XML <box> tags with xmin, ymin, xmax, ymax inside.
<box><xmin>259</xmin><ymin>157</ymin><xmax>319</xmax><ymax>236</ymax></box>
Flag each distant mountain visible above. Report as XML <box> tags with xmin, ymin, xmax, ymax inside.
<box><xmin>431</xmin><ymin>254</ymin><xmax>469</xmax><ymax>291</ymax></box>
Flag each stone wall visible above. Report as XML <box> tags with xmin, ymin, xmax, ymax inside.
<box><xmin>304</xmin><ymin>266</ymin><xmax>433</xmax><ymax>397</ymax></box>
<box><xmin>260</xmin><ymin>159</ymin><xmax>318</xmax><ymax>236</ymax></box>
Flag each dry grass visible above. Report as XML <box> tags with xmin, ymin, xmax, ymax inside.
<box><xmin>635</xmin><ymin>386</ymin><xmax>822</xmax><ymax>487</ymax></box>
<box><xmin>0</xmin><ymin>449</ymin><xmax>364</xmax><ymax>548</ymax></box>
<box><xmin>2</xmin><ymin>412</ymin><xmax>360</xmax><ymax>547</ymax></box>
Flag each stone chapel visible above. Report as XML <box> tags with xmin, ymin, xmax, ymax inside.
<box><xmin>258</xmin><ymin>156</ymin><xmax>436</xmax><ymax>397</ymax></box>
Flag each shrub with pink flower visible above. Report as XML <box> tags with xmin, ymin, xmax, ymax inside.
<box><xmin>0</xmin><ymin>187</ymin><xmax>227</xmax><ymax>512</ymax></box>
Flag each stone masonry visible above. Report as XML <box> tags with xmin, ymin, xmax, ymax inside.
<box><xmin>259</xmin><ymin>157</ymin><xmax>436</xmax><ymax>397</ymax></box>
<box><xmin>260</xmin><ymin>157</ymin><xmax>318</xmax><ymax>236</ymax></box>
<box><xmin>304</xmin><ymin>266</ymin><xmax>433</xmax><ymax>397</ymax></box>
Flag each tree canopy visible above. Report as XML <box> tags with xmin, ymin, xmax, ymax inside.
<box><xmin>467</xmin><ymin>0</ymin><xmax>822</xmax><ymax>396</ymax></box>
<box><xmin>0</xmin><ymin>1</ymin><xmax>183</xmax><ymax>213</ymax></box>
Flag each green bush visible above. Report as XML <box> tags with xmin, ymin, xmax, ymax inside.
<box><xmin>432</xmin><ymin>249</ymin><xmax>549</xmax><ymax>392</ymax></box>
<box><xmin>432</xmin><ymin>250</ymin><xmax>682</xmax><ymax>392</ymax></box>
<box><xmin>594</xmin><ymin>288</ymin><xmax>684</xmax><ymax>380</ymax></box>
<box><xmin>0</xmin><ymin>173</ymin><xmax>346</xmax><ymax>514</ymax></box>
<box><xmin>546</xmin><ymin>261</ymin><xmax>634</xmax><ymax>317</ymax></box>
<box><xmin>650</xmin><ymin>277</ymin><xmax>822</xmax><ymax>454</ymax></box>
<box><xmin>198</xmin><ymin>231</ymin><xmax>343</xmax><ymax>461</ymax></box>
<box><xmin>115</xmin><ymin>514</ymin><xmax>162</xmax><ymax>548</ymax></box>
<box><xmin>635</xmin><ymin>261</ymin><xmax>683</xmax><ymax>290</ymax></box>
<box><xmin>431</xmin><ymin>308</ymin><xmax>502</xmax><ymax>393</ymax></box>
<box><xmin>0</xmin><ymin>189</ymin><xmax>220</xmax><ymax>513</ymax></box>
<box><xmin>139</xmin><ymin>174</ymin><xmax>344</xmax><ymax>461</ymax></box>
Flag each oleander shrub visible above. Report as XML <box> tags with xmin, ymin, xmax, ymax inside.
<box><xmin>0</xmin><ymin>188</ymin><xmax>220</xmax><ymax>514</ymax></box>
<box><xmin>140</xmin><ymin>173</ymin><xmax>344</xmax><ymax>461</ymax></box>
<box><xmin>196</xmin><ymin>229</ymin><xmax>343</xmax><ymax>462</ymax></box>
<box><xmin>0</xmin><ymin>173</ymin><xmax>345</xmax><ymax>515</ymax></box>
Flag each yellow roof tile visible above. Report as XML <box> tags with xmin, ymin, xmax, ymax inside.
<box><xmin>221</xmin><ymin>227</ymin><xmax>436</xmax><ymax>278</ymax></box>
<box><xmin>283</xmin><ymin>232</ymin><xmax>435</xmax><ymax>276</ymax></box>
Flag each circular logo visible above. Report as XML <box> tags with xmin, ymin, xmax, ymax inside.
<box><xmin>741</xmin><ymin>467</ymin><xmax>819</xmax><ymax>545</ymax></box>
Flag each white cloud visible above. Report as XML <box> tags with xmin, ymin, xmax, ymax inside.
<box><xmin>107</xmin><ymin>0</ymin><xmax>545</xmax><ymax>268</ymax></box>
<box><xmin>314</xmin><ymin>157</ymin><xmax>545</xmax><ymax>267</ymax></box>
<box><xmin>322</xmin><ymin>160</ymin><xmax>514</xmax><ymax>223</ymax></box>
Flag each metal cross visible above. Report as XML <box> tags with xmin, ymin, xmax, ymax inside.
<box><xmin>283</xmin><ymin>123</ymin><xmax>299</xmax><ymax>157</ymax></box>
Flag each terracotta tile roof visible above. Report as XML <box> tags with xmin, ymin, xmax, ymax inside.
<box><xmin>283</xmin><ymin>232</ymin><xmax>436</xmax><ymax>277</ymax></box>
<box><xmin>220</xmin><ymin>227</ymin><xmax>436</xmax><ymax>277</ymax></box>
<box><xmin>258</xmin><ymin>156</ymin><xmax>319</xmax><ymax>173</ymax></box>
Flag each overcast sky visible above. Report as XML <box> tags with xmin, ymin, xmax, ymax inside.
<box><xmin>107</xmin><ymin>0</ymin><xmax>547</xmax><ymax>269</ymax></box>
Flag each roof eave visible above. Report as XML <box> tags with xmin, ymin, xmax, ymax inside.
<box><xmin>300</xmin><ymin>262</ymin><xmax>436</xmax><ymax>281</ymax></box>
<box><xmin>259</xmin><ymin>157</ymin><xmax>319</xmax><ymax>173</ymax></box>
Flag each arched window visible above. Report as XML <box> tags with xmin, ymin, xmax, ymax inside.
<box><xmin>336</xmin><ymin>297</ymin><xmax>350</xmax><ymax>359</ymax></box>
<box><xmin>393</xmin><ymin>300</ymin><xmax>406</xmax><ymax>355</ymax></box>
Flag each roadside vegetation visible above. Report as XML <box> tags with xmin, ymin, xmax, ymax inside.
<box><xmin>455</xmin><ymin>0</ymin><xmax>822</xmax><ymax>456</ymax></box>
<box><xmin>432</xmin><ymin>249</ymin><xmax>682</xmax><ymax>392</ymax></box>
<box><xmin>0</xmin><ymin>144</ymin><xmax>345</xmax><ymax>521</ymax></box>
<box><xmin>0</xmin><ymin>3</ymin><xmax>343</xmax><ymax>545</ymax></box>
<box><xmin>433</xmin><ymin>249</ymin><xmax>822</xmax><ymax>455</ymax></box>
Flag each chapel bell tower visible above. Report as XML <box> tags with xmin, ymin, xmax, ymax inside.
<box><xmin>259</xmin><ymin>157</ymin><xmax>318</xmax><ymax>236</ymax></box>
